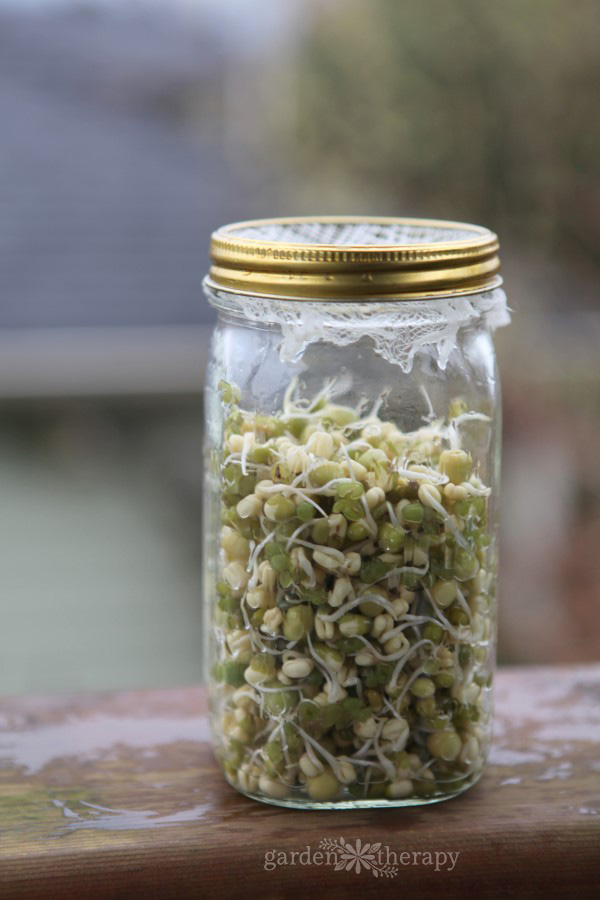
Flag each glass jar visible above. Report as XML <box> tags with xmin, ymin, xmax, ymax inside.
<box><xmin>203</xmin><ymin>217</ymin><xmax>510</xmax><ymax>808</ymax></box>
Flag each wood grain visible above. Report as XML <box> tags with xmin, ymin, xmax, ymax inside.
<box><xmin>1</xmin><ymin>665</ymin><xmax>599</xmax><ymax>899</ymax></box>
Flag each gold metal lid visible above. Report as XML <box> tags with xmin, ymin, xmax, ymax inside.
<box><xmin>206</xmin><ymin>216</ymin><xmax>501</xmax><ymax>301</ymax></box>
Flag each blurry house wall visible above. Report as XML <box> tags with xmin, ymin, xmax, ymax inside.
<box><xmin>0</xmin><ymin>1</ymin><xmax>296</xmax><ymax>694</ymax></box>
<box><xmin>0</xmin><ymin>0</ymin><xmax>598</xmax><ymax>694</ymax></box>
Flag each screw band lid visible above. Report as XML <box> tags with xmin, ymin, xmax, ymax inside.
<box><xmin>207</xmin><ymin>216</ymin><xmax>501</xmax><ymax>301</ymax></box>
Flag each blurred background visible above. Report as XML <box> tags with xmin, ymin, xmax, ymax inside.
<box><xmin>1</xmin><ymin>0</ymin><xmax>598</xmax><ymax>695</ymax></box>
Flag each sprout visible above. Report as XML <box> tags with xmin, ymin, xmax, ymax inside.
<box><xmin>338</xmin><ymin>613</ymin><xmax>371</xmax><ymax>638</ymax></box>
<box><xmin>283</xmin><ymin>605</ymin><xmax>314</xmax><ymax>642</ymax></box>
<box><xmin>427</xmin><ymin>731</ymin><xmax>462</xmax><ymax>762</ymax></box>
<box><xmin>431</xmin><ymin>580</ymin><xmax>457</xmax><ymax>609</ymax></box>
<box><xmin>410</xmin><ymin>677</ymin><xmax>436</xmax><ymax>699</ymax></box>
<box><xmin>282</xmin><ymin>658</ymin><xmax>314</xmax><ymax>679</ymax></box>
<box><xmin>347</xmin><ymin>521</ymin><xmax>371</xmax><ymax>542</ymax></box>
<box><xmin>402</xmin><ymin>503</ymin><xmax>425</xmax><ymax>525</ymax></box>
<box><xmin>377</xmin><ymin>522</ymin><xmax>405</xmax><ymax>553</ymax></box>
<box><xmin>295</xmin><ymin>501</ymin><xmax>315</xmax><ymax>522</ymax></box>
<box><xmin>336</xmin><ymin>480</ymin><xmax>364</xmax><ymax>500</ymax></box>
<box><xmin>213</xmin><ymin>378</ymin><xmax>494</xmax><ymax>805</ymax></box>
<box><xmin>264</xmin><ymin>496</ymin><xmax>296</xmax><ymax>522</ymax></box>
<box><xmin>306</xmin><ymin>430</ymin><xmax>335</xmax><ymax>459</ymax></box>
<box><xmin>312</xmin><ymin>642</ymin><xmax>344</xmax><ymax>674</ymax></box>
<box><xmin>365</xmin><ymin>486</ymin><xmax>386</xmax><ymax>509</ymax></box>
<box><xmin>439</xmin><ymin>449</ymin><xmax>473</xmax><ymax>485</ymax></box>
<box><xmin>310</xmin><ymin>462</ymin><xmax>344</xmax><ymax>487</ymax></box>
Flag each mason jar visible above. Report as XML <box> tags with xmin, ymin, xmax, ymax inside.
<box><xmin>203</xmin><ymin>217</ymin><xmax>510</xmax><ymax>808</ymax></box>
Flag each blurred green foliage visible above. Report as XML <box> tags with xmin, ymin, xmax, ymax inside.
<box><xmin>271</xmin><ymin>0</ymin><xmax>599</xmax><ymax>279</ymax></box>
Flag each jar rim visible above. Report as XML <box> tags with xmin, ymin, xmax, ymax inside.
<box><xmin>207</xmin><ymin>216</ymin><xmax>502</xmax><ymax>302</ymax></box>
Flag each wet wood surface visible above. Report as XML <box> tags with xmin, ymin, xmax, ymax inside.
<box><xmin>1</xmin><ymin>665</ymin><xmax>599</xmax><ymax>899</ymax></box>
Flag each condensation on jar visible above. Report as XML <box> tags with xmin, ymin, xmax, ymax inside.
<box><xmin>202</xmin><ymin>217</ymin><xmax>510</xmax><ymax>809</ymax></box>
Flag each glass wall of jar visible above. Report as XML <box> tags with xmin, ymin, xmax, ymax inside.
<box><xmin>202</xmin><ymin>218</ymin><xmax>510</xmax><ymax>808</ymax></box>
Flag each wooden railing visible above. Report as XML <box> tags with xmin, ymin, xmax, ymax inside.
<box><xmin>1</xmin><ymin>665</ymin><xmax>599</xmax><ymax>898</ymax></box>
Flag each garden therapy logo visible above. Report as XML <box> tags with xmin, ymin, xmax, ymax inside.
<box><xmin>321</xmin><ymin>837</ymin><xmax>397</xmax><ymax>877</ymax></box>
<box><xmin>264</xmin><ymin>837</ymin><xmax>459</xmax><ymax>876</ymax></box>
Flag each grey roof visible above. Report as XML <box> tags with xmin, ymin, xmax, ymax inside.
<box><xmin>0</xmin><ymin>7</ymin><xmax>275</xmax><ymax>329</ymax></box>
